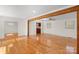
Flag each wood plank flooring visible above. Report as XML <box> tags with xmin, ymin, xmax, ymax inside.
<box><xmin>0</xmin><ymin>34</ymin><xmax>77</xmax><ymax>54</ymax></box>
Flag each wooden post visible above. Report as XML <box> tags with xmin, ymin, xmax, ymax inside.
<box><xmin>27</xmin><ymin>20</ymin><xmax>29</xmax><ymax>37</ymax></box>
<box><xmin>77</xmin><ymin>9</ymin><xmax>79</xmax><ymax>54</ymax></box>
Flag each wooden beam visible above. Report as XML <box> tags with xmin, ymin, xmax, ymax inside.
<box><xmin>77</xmin><ymin>8</ymin><xmax>79</xmax><ymax>54</ymax></box>
<box><xmin>29</xmin><ymin>6</ymin><xmax>79</xmax><ymax>21</ymax></box>
<box><xmin>27</xmin><ymin>20</ymin><xmax>30</xmax><ymax>37</ymax></box>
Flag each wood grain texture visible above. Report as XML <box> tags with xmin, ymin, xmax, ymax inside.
<box><xmin>0</xmin><ymin>34</ymin><xmax>77</xmax><ymax>54</ymax></box>
<box><xmin>77</xmin><ymin>9</ymin><xmax>79</xmax><ymax>53</ymax></box>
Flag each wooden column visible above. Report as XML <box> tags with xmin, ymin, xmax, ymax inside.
<box><xmin>27</xmin><ymin>20</ymin><xmax>29</xmax><ymax>37</ymax></box>
<box><xmin>77</xmin><ymin>10</ymin><xmax>79</xmax><ymax>54</ymax></box>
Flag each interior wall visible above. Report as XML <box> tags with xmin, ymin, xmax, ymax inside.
<box><xmin>29</xmin><ymin>12</ymin><xmax>77</xmax><ymax>39</ymax></box>
<box><xmin>0</xmin><ymin>16</ymin><xmax>25</xmax><ymax>38</ymax></box>
<box><xmin>29</xmin><ymin>21</ymin><xmax>36</xmax><ymax>35</ymax></box>
<box><xmin>18</xmin><ymin>19</ymin><xmax>28</xmax><ymax>36</ymax></box>
<box><xmin>42</xmin><ymin>12</ymin><xmax>77</xmax><ymax>39</ymax></box>
<box><xmin>5</xmin><ymin>22</ymin><xmax>18</xmax><ymax>34</ymax></box>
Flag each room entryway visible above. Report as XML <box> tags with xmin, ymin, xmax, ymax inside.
<box><xmin>4</xmin><ymin>22</ymin><xmax>18</xmax><ymax>34</ymax></box>
<box><xmin>36</xmin><ymin>23</ymin><xmax>41</xmax><ymax>35</ymax></box>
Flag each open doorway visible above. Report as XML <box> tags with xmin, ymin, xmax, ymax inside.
<box><xmin>4</xmin><ymin>21</ymin><xmax>18</xmax><ymax>38</ymax></box>
<box><xmin>36</xmin><ymin>23</ymin><xmax>41</xmax><ymax>35</ymax></box>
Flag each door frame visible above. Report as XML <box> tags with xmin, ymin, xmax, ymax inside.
<box><xmin>36</xmin><ymin>22</ymin><xmax>41</xmax><ymax>35</ymax></box>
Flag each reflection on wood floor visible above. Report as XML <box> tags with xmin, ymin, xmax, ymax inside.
<box><xmin>0</xmin><ymin>34</ymin><xmax>77</xmax><ymax>54</ymax></box>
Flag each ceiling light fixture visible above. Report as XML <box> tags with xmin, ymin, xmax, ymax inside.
<box><xmin>32</xmin><ymin>10</ymin><xmax>36</xmax><ymax>14</ymax></box>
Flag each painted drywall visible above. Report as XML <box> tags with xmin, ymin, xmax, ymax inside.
<box><xmin>29</xmin><ymin>12</ymin><xmax>77</xmax><ymax>39</ymax></box>
<box><xmin>18</xmin><ymin>19</ymin><xmax>28</xmax><ymax>36</ymax></box>
<box><xmin>0</xmin><ymin>5</ymin><xmax>73</xmax><ymax>19</ymax></box>
<box><xmin>0</xmin><ymin>16</ymin><xmax>26</xmax><ymax>38</ymax></box>
<box><xmin>29</xmin><ymin>21</ymin><xmax>36</xmax><ymax>35</ymax></box>
<box><xmin>42</xmin><ymin>12</ymin><xmax>77</xmax><ymax>39</ymax></box>
<box><xmin>5</xmin><ymin>22</ymin><xmax>18</xmax><ymax>34</ymax></box>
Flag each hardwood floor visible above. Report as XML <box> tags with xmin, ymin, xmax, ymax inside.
<box><xmin>0</xmin><ymin>34</ymin><xmax>77</xmax><ymax>54</ymax></box>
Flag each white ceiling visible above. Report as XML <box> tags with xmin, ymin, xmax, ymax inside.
<box><xmin>0</xmin><ymin>5</ymin><xmax>74</xmax><ymax>19</ymax></box>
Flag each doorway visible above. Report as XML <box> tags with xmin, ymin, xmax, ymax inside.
<box><xmin>36</xmin><ymin>23</ymin><xmax>41</xmax><ymax>35</ymax></box>
<box><xmin>4</xmin><ymin>22</ymin><xmax>18</xmax><ymax>34</ymax></box>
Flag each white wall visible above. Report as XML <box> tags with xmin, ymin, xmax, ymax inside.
<box><xmin>42</xmin><ymin>12</ymin><xmax>77</xmax><ymax>39</ymax></box>
<box><xmin>0</xmin><ymin>16</ymin><xmax>27</xmax><ymax>38</ymax></box>
<box><xmin>29</xmin><ymin>12</ymin><xmax>77</xmax><ymax>39</ymax></box>
<box><xmin>5</xmin><ymin>22</ymin><xmax>18</xmax><ymax>34</ymax></box>
<box><xmin>29</xmin><ymin>21</ymin><xmax>36</xmax><ymax>35</ymax></box>
<box><xmin>18</xmin><ymin>19</ymin><xmax>28</xmax><ymax>36</ymax></box>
